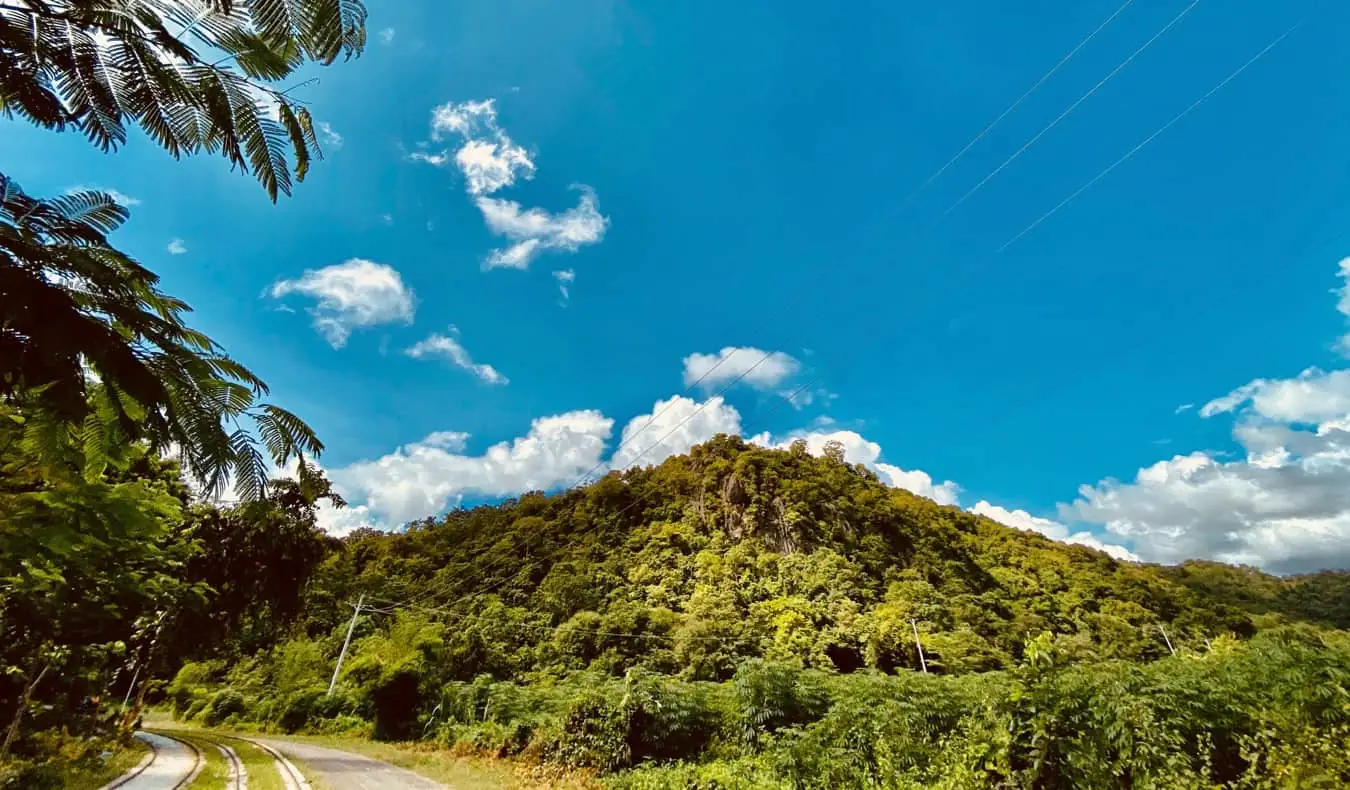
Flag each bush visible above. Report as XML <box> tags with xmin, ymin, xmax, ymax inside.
<box><xmin>202</xmin><ymin>688</ymin><xmax>248</xmax><ymax>726</ymax></box>
<box><xmin>546</xmin><ymin>670</ymin><xmax>730</xmax><ymax>772</ymax></box>
<box><xmin>0</xmin><ymin>760</ymin><xmax>63</xmax><ymax>790</ymax></box>
<box><xmin>731</xmin><ymin>661</ymin><xmax>828</xmax><ymax>748</ymax></box>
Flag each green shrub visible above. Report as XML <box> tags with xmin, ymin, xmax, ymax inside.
<box><xmin>202</xmin><ymin>688</ymin><xmax>248</xmax><ymax>726</ymax></box>
<box><xmin>731</xmin><ymin>661</ymin><xmax>827</xmax><ymax>748</ymax></box>
<box><xmin>0</xmin><ymin>760</ymin><xmax>63</xmax><ymax>790</ymax></box>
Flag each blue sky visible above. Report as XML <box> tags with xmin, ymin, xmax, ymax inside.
<box><xmin>9</xmin><ymin>0</ymin><xmax>1350</xmax><ymax>572</ymax></box>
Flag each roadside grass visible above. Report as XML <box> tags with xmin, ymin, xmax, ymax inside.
<box><xmin>228</xmin><ymin>739</ymin><xmax>286</xmax><ymax>790</ymax></box>
<box><xmin>158</xmin><ymin>731</ymin><xmax>228</xmax><ymax>789</ymax></box>
<box><xmin>58</xmin><ymin>736</ymin><xmax>149</xmax><ymax>790</ymax></box>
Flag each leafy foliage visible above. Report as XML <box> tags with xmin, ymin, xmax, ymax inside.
<box><xmin>0</xmin><ymin>175</ymin><xmax>325</xmax><ymax>499</ymax></box>
<box><xmin>158</xmin><ymin>436</ymin><xmax>1350</xmax><ymax>786</ymax></box>
<box><xmin>1</xmin><ymin>0</ymin><xmax>367</xmax><ymax>200</ymax></box>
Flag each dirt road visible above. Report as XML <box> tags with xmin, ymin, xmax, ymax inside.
<box><xmin>251</xmin><ymin>738</ymin><xmax>446</xmax><ymax>790</ymax></box>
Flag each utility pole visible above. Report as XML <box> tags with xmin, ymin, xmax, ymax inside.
<box><xmin>910</xmin><ymin>618</ymin><xmax>928</xmax><ymax>674</ymax></box>
<box><xmin>328</xmin><ymin>594</ymin><xmax>364</xmax><ymax>697</ymax></box>
<box><xmin>1158</xmin><ymin>624</ymin><xmax>1175</xmax><ymax>656</ymax></box>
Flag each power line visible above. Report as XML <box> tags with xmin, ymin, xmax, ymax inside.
<box><xmin>343</xmin><ymin>9</ymin><xmax>1300</xmax><ymax>621</ymax></box>
<box><xmin>898</xmin><ymin>0</ymin><xmax>1137</xmax><ymax>212</ymax></box>
<box><xmin>999</xmin><ymin>22</ymin><xmax>1301</xmax><ymax>251</ymax></box>
<box><xmin>557</xmin><ymin>4</ymin><xmax>1150</xmax><ymax>490</ymax></box>
<box><xmin>944</xmin><ymin>0</ymin><xmax>1204</xmax><ymax>217</ymax></box>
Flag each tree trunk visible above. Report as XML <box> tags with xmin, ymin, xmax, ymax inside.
<box><xmin>1</xmin><ymin>660</ymin><xmax>52</xmax><ymax>759</ymax></box>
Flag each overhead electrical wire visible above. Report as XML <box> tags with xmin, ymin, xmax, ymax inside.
<box><xmin>999</xmin><ymin>22</ymin><xmax>1301</xmax><ymax>251</ymax></box>
<box><xmin>358</xmin><ymin>7</ymin><xmax>1305</xmax><ymax>626</ymax></box>
<box><xmin>557</xmin><ymin>4</ymin><xmax>1145</xmax><ymax>485</ymax></box>
<box><xmin>898</xmin><ymin>0</ymin><xmax>1137</xmax><ymax>211</ymax></box>
<box><xmin>943</xmin><ymin>0</ymin><xmax>1204</xmax><ymax>217</ymax></box>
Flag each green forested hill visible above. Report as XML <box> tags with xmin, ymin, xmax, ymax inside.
<box><xmin>290</xmin><ymin>435</ymin><xmax>1340</xmax><ymax>679</ymax></box>
<box><xmin>163</xmin><ymin>436</ymin><xmax>1350</xmax><ymax>787</ymax></box>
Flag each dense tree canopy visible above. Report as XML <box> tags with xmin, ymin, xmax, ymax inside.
<box><xmin>155</xmin><ymin>436</ymin><xmax>1350</xmax><ymax>787</ymax></box>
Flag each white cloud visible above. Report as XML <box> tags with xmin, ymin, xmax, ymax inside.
<box><xmin>330</xmin><ymin>411</ymin><xmax>614</xmax><ymax>526</ymax></box>
<box><xmin>408</xmin><ymin>150</ymin><xmax>450</xmax><ymax>167</ymax></box>
<box><xmin>1175</xmin><ymin>403</ymin><xmax>1194</xmax><ymax>414</ymax></box>
<box><xmin>682</xmin><ymin>347</ymin><xmax>801</xmax><ymax>391</ymax></box>
<box><xmin>553</xmin><ymin>269</ymin><xmax>575</xmax><ymax>301</ymax></box>
<box><xmin>612</xmin><ymin>395</ymin><xmax>743</xmax><ymax>470</ymax></box>
<box><xmin>1060</xmin><ymin>262</ymin><xmax>1350</xmax><ymax>573</ymax></box>
<box><xmin>405</xmin><ymin>329</ymin><xmax>509</xmax><ymax>385</ymax></box>
<box><xmin>477</xmin><ymin>189</ymin><xmax>608</xmax><ymax>269</ymax></box>
<box><xmin>378</xmin><ymin>27</ymin><xmax>395</xmax><ymax>44</ymax></box>
<box><xmin>318</xmin><ymin>121</ymin><xmax>343</xmax><ymax>149</ymax></box>
<box><xmin>166</xmin><ymin>238</ymin><xmax>187</xmax><ymax>255</ymax></box>
<box><xmin>973</xmin><ymin>501</ymin><xmax>1138</xmax><ymax>562</ymax></box>
<box><xmin>1335</xmin><ymin>257</ymin><xmax>1350</xmax><ymax>356</ymax></box>
<box><xmin>1200</xmin><ymin>368</ymin><xmax>1350</xmax><ymax>424</ymax></box>
<box><xmin>422</xmin><ymin>98</ymin><xmax>535</xmax><ymax>195</ymax></box>
<box><xmin>877</xmin><ymin>465</ymin><xmax>962</xmax><ymax>507</ymax></box>
<box><xmin>757</xmin><ymin>429</ymin><xmax>962</xmax><ymax>506</ymax></box>
<box><xmin>455</xmin><ymin>137</ymin><xmax>534</xmax><ymax>196</ymax></box>
<box><xmin>416</xmin><ymin>97</ymin><xmax>608</xmax><ymax>273</ymax></box>
<box><xmin>68</xmin><ymin>185</ymin><xmax>140</xmax><ymax>207</ymax></box>
<box><xmin>269</xmin><ymin>259</ymin><xmax>416</xmax><ymax>348</ymax></box>
<box><xmin>430</xmin><ymin>99</ymin><xmax>498</xmax><ymax>139</ymax></box>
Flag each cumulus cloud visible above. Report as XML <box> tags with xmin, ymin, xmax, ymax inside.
<box><xmin>456</xmin><ymin>138</ymin><xmax>535</xmax><ymax>197</ymax></box>
<box><xmin>269</xmin><ymin>259</ymin><xmax>416</xmax><ymax>347</ymax></box>
<box><xmin>318</xmin><ymin>121</ymin><xmax>343</xmax><ymax>149</ymax></box>
<box><xmin>405</xmin><ymin>328</ymin><xmax>509</xmax><ymax>385</ymax></box>
<box><xmin>756</xmin><ymin>429</ymin><xmax>962</xmax><ymax>506</ymax></box>
<box><xmin>414</xmin><ymin>97</ymin><xmax>608</xmax><ymax>273</ymax></box>
<box><xmin>611</xmin><ymin>395</ymin><xmax>743</xmax><ymax>470</ymax></box>
<box><xmin>973</xmin><ymin>501</ymin><xmax>1138</xmax><ymax>562</ymax></box>
<box><xmin>1199</xmin><ymin>368</ymin><xmax>1350</xmax><ymax>424</ymax></box>
<box><xmin>329</xmin><ymin>411</ymin><xmax>614</xmax><ymax>526</ymax></box>
<box><xmin>682</xmin><ymin>347</ymin><xmax>801</xmax><ymax>391</ymax></box>
<box><xmin>477</xmin><ymin>189</ymin><xmax>608</xmax><ymax>270</ymax></box>
<box><xmin>166</xmin><ymin>238</ymin><xmax>187</xmax><ymax>255</ymax></box>
<box><xmin>418</xmin><ymin>99</ymin><xmax>535</xmax><ymax>196</ymax></box>
<box><xmin>1061</xmin><ymin>263</ymin><xmax>1350</xmax><ymax>573</ymax></box>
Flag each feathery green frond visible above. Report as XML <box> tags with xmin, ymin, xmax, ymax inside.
<box><xmin>1</xmin><ymin>175</ymin><xmax>324</xmax><ymax>501</ymax></box>
<box><xmin>0</xmin><ymin>0</ymin><xmax>367</xmax><ymax>197</ymax></box>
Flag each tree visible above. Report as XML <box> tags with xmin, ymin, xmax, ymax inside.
<box><xmin>1</xmin><ymin>0</ymin><xmax>367</xmax><ymax>201</ymax></box>
<box><xmin>0</xmin><ymin>176</ymin><xmax>323</xmax><ymax>498</ymax></box>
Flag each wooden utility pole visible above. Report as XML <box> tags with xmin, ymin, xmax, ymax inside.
<box><xmin>328</xmin><ymin>594</ymin><xmax>364</xmax><ymax>697</ymax></box>
<box><xmin>910</xmin><ymin>618</ymin><xmax>928</xmax><ymax>674</ymax></box>
<box><xmin>1</xmin><ymin>661</ymin><xmax>51</xmax><ymax>759</ymax></box>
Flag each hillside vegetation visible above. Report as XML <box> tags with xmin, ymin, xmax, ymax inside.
<box><xmin>164</xmin><ymin>436</ymin><xmax>1350</xmax><ymax>787</ymax></box>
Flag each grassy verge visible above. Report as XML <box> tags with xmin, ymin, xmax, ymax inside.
<box><xmin>36</xmin><ymin>735</ymin><xmax>150</xmax><ymax>790</ymax></box>
<box><xmin>231</xmin><ymin>738</ymin><xmax>289</xmax><ymax>790</ymax></box>
<box><xmin>159</xmin><ymin>732</ymin><xmax>227</xmax><ymax>790</ymax></box>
